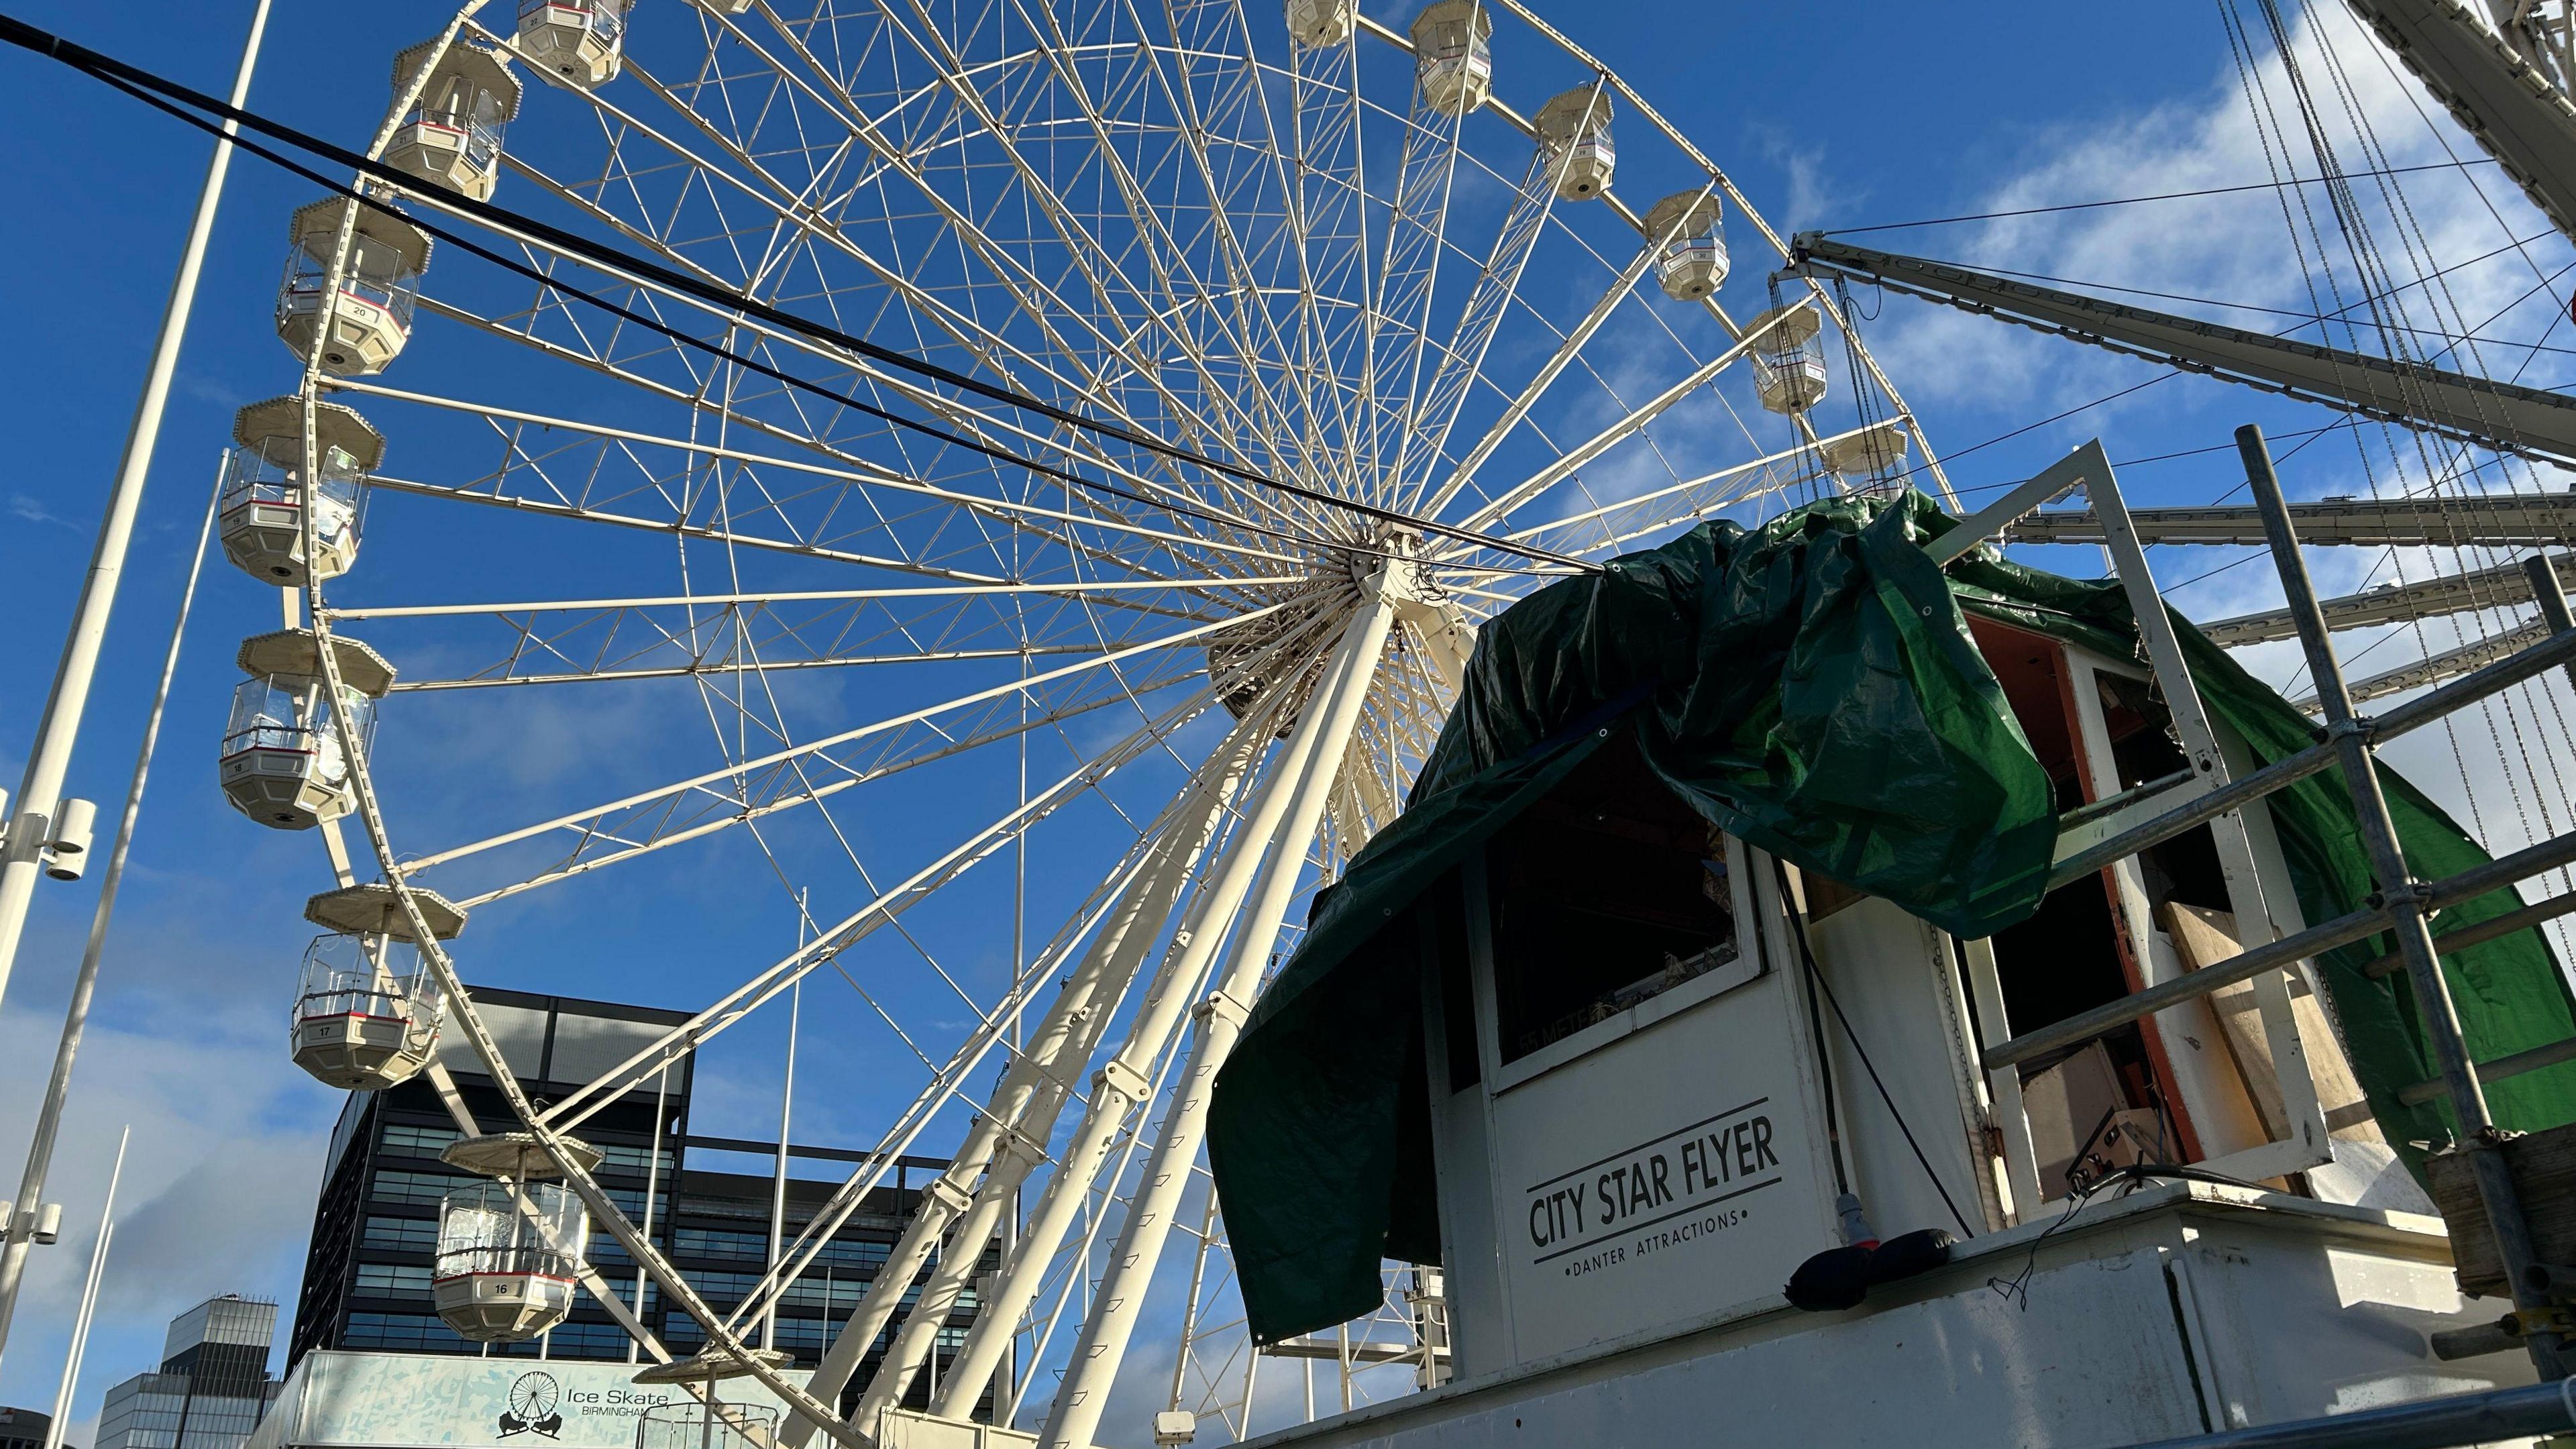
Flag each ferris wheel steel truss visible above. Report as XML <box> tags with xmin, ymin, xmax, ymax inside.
<box><xmin>252</xmin><ymin>0</ymin><xmax>1962</xmax><ymax>1443</ymax></box>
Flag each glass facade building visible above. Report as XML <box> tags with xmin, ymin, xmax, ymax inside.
<box><xmin>0</xmin><ymin>1405</ymin><xmax>64</xmax><ymax>1449</ymax></box>
<box><xmin>95</xmin><ymin>1297</ymin><xmax>282</xmax><ymax>1449</ymax></box>
<box><xmin>285</xmin><ymin>986</ymin><xmax>994</xmax><ymax>1417</ymax></box>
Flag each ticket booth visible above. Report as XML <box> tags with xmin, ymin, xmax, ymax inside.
<box><xmin>1412</xmin><ymin>725</ymin><xmax>2001</xmax><ymax>1374</ymax></box>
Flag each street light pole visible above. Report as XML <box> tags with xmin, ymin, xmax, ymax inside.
<box><xmin>0</xmin><ymin>459</ymin><xmax>223</xmax><ymax>1364</ymax></box>
<box><xmin>0</xmin><ymin>0</ymin><xmax>272</xmax><ymax>1018</ymax></box>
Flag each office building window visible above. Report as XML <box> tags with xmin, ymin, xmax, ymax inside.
<box><xmin>536</xmin><ymin>1322</ymin><xmax>637</xmax><ymax>1358</ymax></box>
<box><xmin>602</xmin><ymin>1188</ymin><xmax>669</xmax><ymax>1222</ymax></box>
<box><xmin>343</xmin><ymin>1312</ymin><xmax>474</xmax><ymax>1353</ymax></box>
<box><xmin>352</xmin><ymin>1264</ymin><xmax>433</xmax><ymax>1299</ymax></box>
<box><xmin>671</xmin><ymin>1228</ymin><xmax>765</xmax><ymax>1262</ymax></box>
<box><xmin>370</xmin><ymin>1170</ymin><xmax>458</xmax><ymax>1207</ymax></box>
<box><xmin>361</xmin><ymin>1216</ymin><xmax>438</xmax><ymax>1252</ymax></box>
<box><xmin>594</xmin><ymin>1142</ymin><xmax>676</xmax><ymax>1176</ymax></box>
<box><xmin>378</xmin><ymin>1124</ymin><xmax>462</xmax><ymax>1159</ymax></box>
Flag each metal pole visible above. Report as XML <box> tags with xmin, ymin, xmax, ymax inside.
<box><xmin>2116</xmin><ymin>1375</ymin><xmax>2576</xmax><ymax>1448</ymax></box>
<box><xmin>0</xmin><ymin>455</ymin><xmax>222</xmax><ymax>1365</ymax></box>
<box><xmin>2237</xmin><ymin>421</ymin><xmax>2568</xmax><ymax>1379</ymax></box>
<box><xmin>2515</xmin><ymin>555</ymin><xmax>2576</xmax><ymax>971</ymax></box>
<box><xmin>631</xmin><ymin>1062</ymin><xmax>669</xmax><ymax>1364</ymax></box>
<box><xmin>766</xmin><ymin>897</ymin><xmax>804</xmax><ymax>1354</ymax></box>
<box><xmin>0</xmin><ymin>0</ymin><xmax>270</xmax><ymax>1018</ymax></box>
<box><xmin>1038</xmin><ymin>591</ymin><xmax>1399</xmax><ymax>1449</ymax></box>
<box><xmin>2520</xmin><ymin>555</ymin><xmax>2576</xmax><ymax>688</ymax></box>
<box><xmin>41</xmin><ymin>1126</ymin><xmax>125</xmax><ymax>1449</ymax></box>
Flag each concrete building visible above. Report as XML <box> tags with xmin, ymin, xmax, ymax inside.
<box><xmin>95</xmin><ymin>1297</ymin><xmax>281</xmax><ymax>1449</ymax></box>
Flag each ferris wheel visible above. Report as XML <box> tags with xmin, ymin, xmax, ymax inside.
<box><xmin>214</xmin><ymin>0</ymin><xmax>1944</xmax><ymax>1443</ymax></box>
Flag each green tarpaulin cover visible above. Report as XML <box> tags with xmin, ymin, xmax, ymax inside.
<box><xmin>1205</xmin><ymin>490</ymin><xmax>2576</xmax><ymax>1347</ymax></box>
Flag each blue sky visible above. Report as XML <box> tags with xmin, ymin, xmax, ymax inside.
<box><xmin>1</xmin><ymin>0</ymin><xmax>2572</xmax><ymax>1442</ymax></box>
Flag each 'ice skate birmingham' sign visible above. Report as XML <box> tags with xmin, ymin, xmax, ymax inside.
<box><xmin>247</xmin><ymin>1351</ymin><xmax>812</xmax><ymax>1449</ymax></box>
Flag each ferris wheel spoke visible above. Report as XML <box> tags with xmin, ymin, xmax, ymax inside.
<box><xmin>877</xmin><ymin>12</ymin><xmax>1300</xmax><ymax>492</ymax></box>
<box><xmin>1267</xmin><ymin>33</ymin><xmax>1375</xmax><ymax>502</ymax></box>
<box><xmin>419</xmin><ymin>256</ymin><xmax>1222</xmax><ymax>563</ymax></box>
<box><xmin>1444</xmin><ymin>308</ymin><xmax>1791</xmax><ymax>539</ymax></box>
<box><xmin>1385</xmin><ymin>136</ymin><xmax>1560</xmax><ymax>508</ymax></box>
<box><xmin>419</xmin><ymin>85</ymin><xmax>1277</xmax><ymax>551</ymax></box>
<box><xmin>488</xmin><ymin>15</ymin><xmax>870</xmax><ymax>272</ymax></box>
<box><xmin>339</xmin><ymin>344</ymin><xmax>1314</xmax><ymax>581</ymax></box>
<box><xmin>1492</xmin><ymin>423</ymin><xmax>1864</xmax><ymax>555</ymax></box>
<box><xmin>1356</xmin><ymin>74</ymin><xmax>1473</xmax><ymax>508</ymax></box>
<box><xmin>1415</xmin><ymin>206</ymin><xmax>1674</xmax><ymax>521</ymax></box>
<box><xmin>349</xmin><ymin>582</ymin><xmax>1240</xmax><ymax>692</ymax></box>
<box><xmin>733</xmin><ymin>12</ymin><xmax>1312</xmax><ymax>507</ymax></box>
<box><xmin>533</xmin><ymin>677</ymin><xmax>1226</xmax><ymax>1132</ymax></box>
<box><xmin>501</xmin><ymin>123</ymin><xmax>1246</xmax><ymax>503</ymax></box>
<box><xmin>465</xmin><ymin>669</ymin><xmax>1197</xmax><ymax>908</ymax></box>
<box><xmin>443</xmin><ymin>663</ymin><xmax>1223</xmax><ymax>912</ymax></box>
<box><xmin>1527</xmin><ymin>462</ymin><xmax>1813</xmax><ymax>562</ymax></box>
<box><xmin>407</xmin><ymin>597</ymin><xmax>1293</xmax><ymax>877</ymax></box>
<box><xmin>1010</xmin><ymin>4</ymin><xmax>1338</xmax><ymax>504</ymax></box>
<box><xmin>1152</xmin><ymin>1</ymin><xmax>1355</xmax><ymax>492</ymax></box>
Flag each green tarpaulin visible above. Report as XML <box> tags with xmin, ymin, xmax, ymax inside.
<box><xmin>1205</xmin><ymin>490</ymin><xmax>2576</xmax><ymax>1347</ymax></box>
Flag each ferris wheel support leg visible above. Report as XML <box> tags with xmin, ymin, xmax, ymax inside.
<box><xmin>932</xmin><ymin>595</ymin><xmax>1387</xmax><ymax>1424</ymax></box>
<box><xmin>847</xmin><ymin>737</ymin><xmax>1248</xmax><ymax>1432</ymax></box>
<box><xmin>856</xmin><ymin>722</ymin><xmax>1267</xmax><ymax>1432</ymax></box>
<box><xmin>1037</xmin><ymin>590</ymin><xmax>1399</xmax><ymax>1449</ymax></box>
<box><xmin>776</xmin><ymin>718</ymin><xmax>1262</xmax><ymax>1448</ymax></box>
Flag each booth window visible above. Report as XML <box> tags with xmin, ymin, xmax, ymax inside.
<box><xmin>1483</xmin><ymin>735</ymin><xmax>1739</xmax><ymax>1064</ymax></box>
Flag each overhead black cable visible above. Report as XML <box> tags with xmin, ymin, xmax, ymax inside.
<box><xmin>0</xmin><ymin>11</ymin><xmax>1599</xmax><ymax>575</ymax></box>
<box><xmin>1776</xmin><ymin>863</ymin><xmax>1977</xmax><ymax>1239</ymax></box>
<box><xmin>74</xmin><ymin>63</ymin><xmax>1362</xmax><ymax>575</ymax></box>
<box><xmin>1818</xmin><ymin>157</ymin><xmax>2500</xmax><ymax>236</ymax></box>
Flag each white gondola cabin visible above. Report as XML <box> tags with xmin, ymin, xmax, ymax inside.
<box><xmin>387</xmin><ymin>40</ymin><xmax>522</xmax><ymax>202</ymax></box>
<box><xmin>516</xmin><ymin>0</ymin><xmax>630</xmax><ymax>89</ymax></box>
<box><xmin>275</xmin><ymin>200</ymin><xmax>432</xmax><ymax>378</ymax></box>
<box><xmin>433</xmin><ymin>1179</ymin><xmax>589</xmax><ymax>1341</ymax></box>
<box><xmin>1285</xmin><ymin>0</ymin><xmax>1356</xmax><ymax>46</ymax></box>
<box><xmin>1821</xmin><ymin>419</ymin><xmax>1911</xmax><ymax>490</ymax></box>
<box><xmin>289</xmin><ymin>933</ymin><xmax>447</xmax><ymax>1091</ymax></box>
<box><xmin>219</xmin><ymin>396</ymin><xmax>379</xmax><ymax>586</ymax></box>
<box><xmin>1534</xmin><ymin>86</ymin><xmax>1614</xmax><ymax>202</ymax></box>
<box><xmin>219</xmin><ymin>630</ymin><xmax>394</xmax><ymax>830</ymax></box>
<box><xmin>1748</xmin><ymin>301</ymin><xmax>1829</xmax><ymax>416</ymax></box>
<box><xmin>1410</xmin><ymin>1</ymin><xmax>1492</xmax><ymax>118</ymax></box>
<box><xmin>1644</xmin><ymin>190</ymin><xmax>1727</xmax><ymax>302</ymax></box>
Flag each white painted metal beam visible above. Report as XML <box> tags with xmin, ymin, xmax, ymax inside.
<box><xmin>2006</xmin><ymin>493</ymin><xmax>2576</xmax><ymax>547</ymax></box>
<box><xmin>1794</xmin><ymin>235</ymin><xmax>2576</xmax><ymax>468</ymax></box>
<box><xmin>2200</xmin><ymin>553</ymin><xmax>2574</xmax><ymax>645</ymax></box>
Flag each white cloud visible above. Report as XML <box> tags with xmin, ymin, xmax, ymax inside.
<box><xmin>1866</xmin><ymin>3</ymin><xmax>2565</xmax><ymax>439</ymax></box>
<box><xmin>0</xmin><ymin>959</ymin><xmax>334</xmax><ymax>1420</ymax></box>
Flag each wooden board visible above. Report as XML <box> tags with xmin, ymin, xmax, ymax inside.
<box><xmin>2161</xmin><ymin>903</ymin><xmax>2386</xmax><ymax>1148</ymax></box>
<box><xmin>2426</xmin><ymin>1122</ymin><xmax>2576</xmax><ymax>1297</ymax></box>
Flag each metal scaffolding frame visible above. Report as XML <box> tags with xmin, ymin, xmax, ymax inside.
<box><xmin>1949</xmin><ymin>425</ymin><xmax>2576</xmax><ymax>1382</ymax></box>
